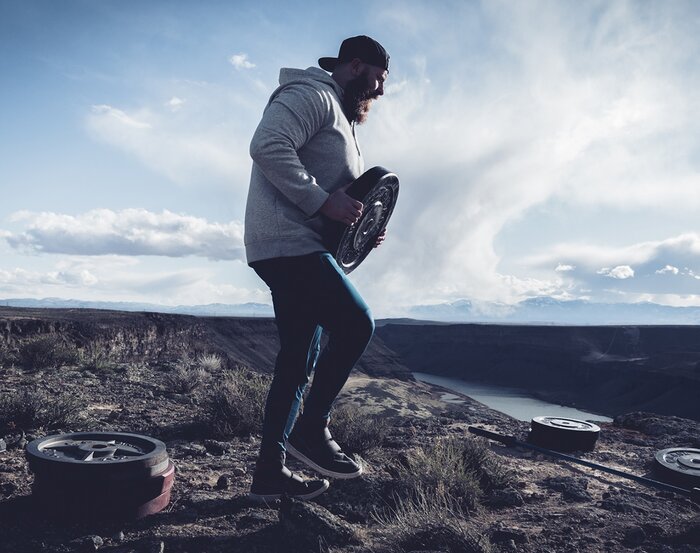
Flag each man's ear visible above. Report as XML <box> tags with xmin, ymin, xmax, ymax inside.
<box><xmin>349</xmin><ymin>58</ymin><xmax>364</xmax><ymax>76</ymax></box>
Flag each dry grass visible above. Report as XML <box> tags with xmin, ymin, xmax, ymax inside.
<box><xmin>196</xmin><ymin>353</ymin><xmax>223</xmax><ymax>372</ymax></box>
<box><xmin>372</xmin><ymin>487</ymin><xmax>492</xmax><ymax>553</ymax></box>
<box><xmin>0</xmin><ymin>340</ymin><xmax>17</xmax><ymax>368</ymax></box>
<box><xmin>79</xmin><ymin>341</ymin><xmax>116</xmax><ymax>371</ymax></box>
<box><xmin>206</xmin><ymin>367</ymin><xmax>270</xmax><ymax>437</ymax></box>
<box><xmin>389</xmin><ymin>437</ymin><xmax>485</xmax><ymax>512</ymax></box>
<box><xmin>0</xmin><ymin>389</ymin><xmax>82</xmax><ymax>433</ymax></box>
<box><xmin>329</xmin><ymin>404</ymin><xmax>389</xmax><ymax>454</ymax></box>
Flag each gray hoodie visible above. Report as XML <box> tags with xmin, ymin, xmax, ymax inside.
<box><xmin>244</xmin><ymin>67</ymin><xmax>364</xmax><ymax>263</ymax></box>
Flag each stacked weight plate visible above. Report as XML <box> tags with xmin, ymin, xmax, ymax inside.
<box><xmin>26</xmin><ymin>432</ymin><xmax>175</xmax><ymax>520</ymax></box>
<box><xmin>528</xmin><ymin>416</ymin><xmax>601</xmax><ymax>452</ymax></box>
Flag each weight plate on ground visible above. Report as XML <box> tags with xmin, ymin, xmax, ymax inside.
<box><xmin>325</xmin><ymin>166</ymin><xmax>399</xmax><ymax>274</ymax></box>
<box><xmin>26</xmin><ymin>432</ymin><xmax>169</xmax><ymax>478</ymax></box>
<box><xmin>653</xmin><ymin>448</ymin><xmax>700</xmax><ymax>489</ymax></box>
<box><xmin>528</xmin><ymin>416</ymin><xmax>601</xmax><ymax>452</ymax></box>
<box><xmin>32</xmin><ymin>459</ymin><xmax>176</xmax><ymax>499</ymax></box>
<box><xmin>31</xmin><ymin>461</ymin><xmax>175</xmax><ymax>521</ymax></box>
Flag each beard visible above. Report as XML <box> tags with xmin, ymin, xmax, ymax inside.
<box><xmin>342</xmin><ymin>69</ymin><xmax>381</xmax><ymax>124</ymax></box>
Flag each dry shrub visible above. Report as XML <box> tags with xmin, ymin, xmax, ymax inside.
<box><xmin>373</xmin><ymin>487</ymin><xmax>492</xmax><ymax>553</ymax></box>
<box><xmin>0</xmin><ymin>389</ymin><xmax>82</xmax><ymax>433</ymax></box>
<box><xmin>18</xmin><ymin>334</ymin><xmax>79</xmax><ymax>370</ymax></box>
<box><xmin>329</xmin><ymin>404</ymin><xmax>389</xmax><ymax>454</ymax></box>
<box><xmin>0</xmin><ymin>340</ymin><xmax>17</xmax><ymax>368</ymax></box>
<box><xmin>206</xmin><ymin>367</ymin><xmax>270</xmax><ymax>437</ymax></box>
<box><xmin>79</xmin><ymin>341</ymin><xmax>116</xmax><ymax>371</ymax></box>
<box><xmin>165</xmin><ymin>357</ymin><xmax>208</xmax><ymax>394</ymax></box>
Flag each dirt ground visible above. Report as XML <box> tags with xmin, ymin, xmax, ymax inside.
<box><xmin>1</xmin><ymin>359</ymin><xmax>699</xmax><ymax>553</ymax></box>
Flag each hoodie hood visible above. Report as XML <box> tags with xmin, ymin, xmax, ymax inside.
<box><xmin>275</xmin><ymin>67</ymin><xmax>344</xmax><ymax>100</ymax></box>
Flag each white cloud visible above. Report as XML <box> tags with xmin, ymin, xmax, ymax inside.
<box><xmin>597</xmin><ymin>265</ymin><xmax>635</xmax><ymax>279</ymax></box>
<box><xmin>85</xmin><ymin>100</ymin><xmax>252</xmax><ymax>188</ymax></box>
<box><xmin>165</xmin><ymin>96</ymin><xmax>185</xmax><ymax>112</ymax></box>
<box><xmin>353</xmin><ymin>1</ymin><xmax>700</xmax><ymax>308</ymax></box>
<box><xmin>91</xmin><ymin>104</ymin><xmax>151</xmax><ymax>129</ymax></box>
<box><xmin>3</xmin><ymin>209</ymin><xmax>244</xmax><ymax>260</ymax></box>
<box><xmin>555</xmin><ymin>264</ymin><xmax>575</xmax><ymax>272</ymax></box>
<box><xmin>229</xmin><ymin>53</ymin><xmax>255</xmax><ymax>70</ymax></box>
<box><xmin>656</xmin><ymin>265</ymin><xmax>679</xmax><ymax>275</ymax></box>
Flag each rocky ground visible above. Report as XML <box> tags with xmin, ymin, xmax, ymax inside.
<box><xmin>0</xmin><ymin>356</ymin><xmax>699</xmax><ymax>553</ymax></box>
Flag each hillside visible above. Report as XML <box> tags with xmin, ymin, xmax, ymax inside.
<box><xmin>0</xmin><ymin>307</ymin><xmax>699</xmax><ymax>552</ymax></box>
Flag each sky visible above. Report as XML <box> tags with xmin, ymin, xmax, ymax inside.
<box><xmin>1</xmin><ymin>0</ymin><xmax>699</xmax><ymax>317</ymax></box>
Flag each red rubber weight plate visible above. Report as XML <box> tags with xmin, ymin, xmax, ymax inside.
<box><xmin>32</xmin><ymin>460</ymin><xmax>175</xmax><ymax>500</ymax></box>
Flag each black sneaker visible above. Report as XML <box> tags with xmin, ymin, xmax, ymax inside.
<box><xmin>286</xmin><ymin>419</ymin><xmax>363</xmax><ymax>479</ymax></box>
<box><xmin>249</xmin><ymin>464</ymin><xmax>329</xmax><ymax>502</ymax></box>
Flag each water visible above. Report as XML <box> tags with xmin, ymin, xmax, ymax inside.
<box><xmin>413</xmin><ymin>372</ymin><xmax>613</xmax><ymax>423</ymax></box>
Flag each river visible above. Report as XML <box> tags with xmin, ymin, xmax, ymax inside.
<box><xmin>413</xmin><ymin>372</ymin><xmax>613</xmax><ymax>422</ymax></box>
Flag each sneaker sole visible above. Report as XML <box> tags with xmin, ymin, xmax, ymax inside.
<box><xmin>248</xmin><ymin>479</ymin><xmax>330</xmax><ymax>503</ymax></box>
<box><xmin>286</xmin><ymin>443</ymin><xmax>363</xmax><ymax>479</ymax></box>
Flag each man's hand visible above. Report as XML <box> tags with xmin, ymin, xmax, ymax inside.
<box><xmin>319</xmin><ymin>183</ymin><xmax>363</xmax><ymax>226</ymax></box>
<box><xmin>374</xmin><ymin>228</ymin><xmax>386</xmax><ymax>248</ymax></box>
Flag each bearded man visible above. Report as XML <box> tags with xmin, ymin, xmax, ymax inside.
<box><xmin>244</xmin><ymin>35</ymin><xmax>390</xmax><ymax>501</ymax></box>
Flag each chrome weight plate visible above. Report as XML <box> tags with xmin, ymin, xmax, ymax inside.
<box><xmin>653</xmin><ymin>448</ymin><xmax>700</xmax><ymax>489</ymax></box>
<box><xmin>26</xmin><ymin>432</ymin><xmax>169</xmax><ymax>478</ymax></box>
<box><xmin>325</xmin><ymin>166</ymin><xmax>399</xmax><ymax>275</ymax></box>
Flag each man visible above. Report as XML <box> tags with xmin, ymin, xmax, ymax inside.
<box><xmin>244</xmin><ymin>35</ymin><xmax>390</xmax><ymax>501</ymax></box>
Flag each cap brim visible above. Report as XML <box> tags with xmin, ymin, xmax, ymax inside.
<box><xmin>318</xmin><ymin>57</ymin><xmax>338</xmax><ymax>72</ymax></box>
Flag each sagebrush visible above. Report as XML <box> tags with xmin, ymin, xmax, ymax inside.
<box><xmin>206</xmin><ymin>367</ymin><xmax>270</xmax><ymax>437</ymax></box>
<box><xmin>0</xmin><ymin>389</ymin><xmax>82</xmax><ymax>432</ymax></box>
<box><xmin>18</xmin><ymin>334</ymin><xmax>79</xmax><ymax>370</ymax></box>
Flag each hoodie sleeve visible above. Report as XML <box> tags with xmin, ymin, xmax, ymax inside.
<box><xmin>249</xmin><ymin>84</ymin><xmax>332</xmax><ymax>216</ymax></box>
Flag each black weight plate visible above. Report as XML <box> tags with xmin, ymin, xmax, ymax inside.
<box><xmin>26</xmin><ymin>432</ymin><xmax>169</xmax><ymax>479</ymax></box>
<box><xmin>653</xmin><ymin>448</ymin><xmax>700</xmax><ymax>489</ymax></box>
<box><xmin>528</xmin><ymin>416</ymin><xmax>600</xmax><ymax>452</ymax></box>
<box><xmin>324</xmin><ymin>166</ymin><xmax>399</xmax><ymax>274</ymax></box>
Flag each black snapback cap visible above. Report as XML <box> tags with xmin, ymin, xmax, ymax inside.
<box><xmin>319</xmin><ymin>35</ymin><xmax>390</xmax><ymax>72</ymax></box>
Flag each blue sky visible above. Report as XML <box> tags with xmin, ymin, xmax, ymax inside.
<box><xmin>1</xmin><ymin>0</ymin><xmax>699</xmax><ymax>316</ymax></box>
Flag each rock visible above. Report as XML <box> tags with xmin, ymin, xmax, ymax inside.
<box><xmin>489</xmin><ymin>525</ymin><xmax>529</xmax><ymax>545</ymax></box>
<box><xmin>231</xmin><ymin>467</ymin><xmax>246</xmax><ymax>478</ymax></box>
<box><xmin>216</xmin><ymin>475</ymin><xmax>230</xmax><ymax>489</ymax></box>
<box><xmin>541</xmin><ymin>476</ymin><xmax>592</xmax><ymax>502</ymax></box>
<box><xmin>70</xmin><ymin>535</ymin><xmax>104</xmax><ymax>551</ymax></box>
<box><xmin>403</xmin><ymin>523</ymin><xmax>490</xmax><ymax>553</ymax></box>
<box><xmin>203</xmin><ymin>439</ymin><xmax>227</xmax><ymax>456</ymax></box>
<box><xmin>279</xmin><ymin>497</ymin><xmax>361</xmax><ymax>547</ymax></box>
<box><xmin>486</xmin><ymin>487</ymin><xmax>525</xmax><ymax>508</ymax></box>
<box><xmin>1</xmin><ymin>481</ymin><xmax>18</xmax><ymax>496</ymax></box>
<box><xmin>0</xmin><ymin>438</ymin><xmax>7</xmax><ymax>453</ymax></box>
<box><xmin>184</xmin><ymin>444</ymin><xmax>208</xmax><ymax>457</ymax></box>
<box><xmin>623</xmin><ymin>526</ymin><xmax>646</xmax><ymax>547</ymax></box>
<box><xmin>113</xmin><ymin>531</ymin><xmax>126</xmax><ymax>543</ymax></box>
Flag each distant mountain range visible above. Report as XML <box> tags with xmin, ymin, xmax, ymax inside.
<box><xmin>0</xmin><ymin>297</ymin><xmax>274</xmax><ymax>318</ymax></box>
<box><xmin>2</xmin><ymin>296</ymin><xmax>699</xmax><ymax>324</ymax></box>
<box><xmin>409</xmin><ymin>297</ymin><xmax>700</xmax><ymax>325</ymax></box>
